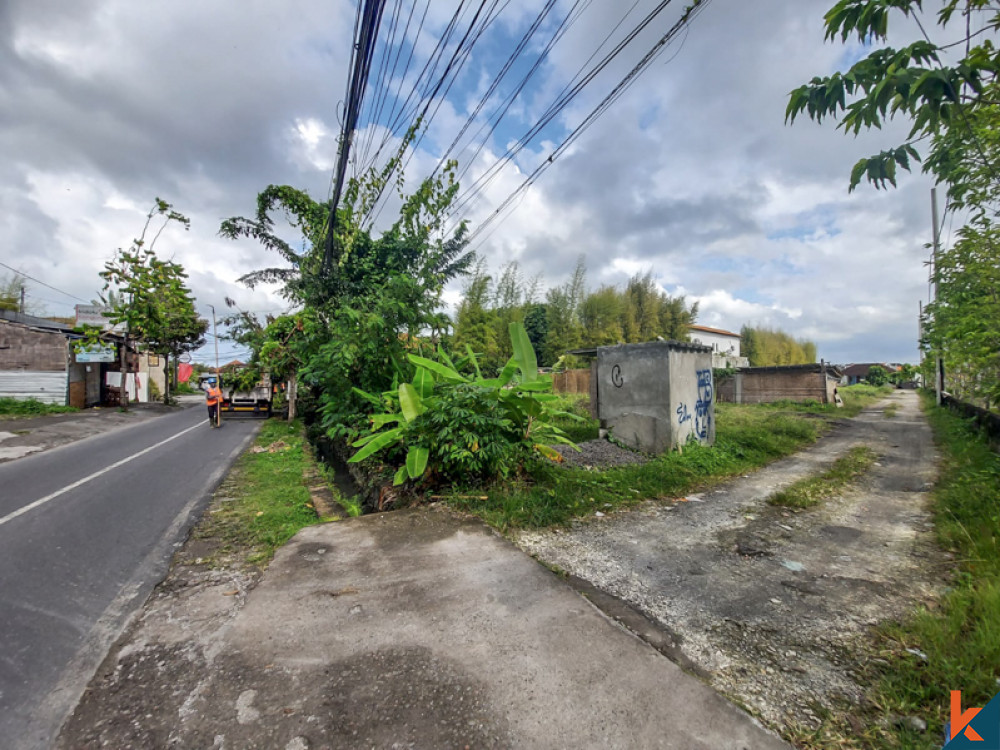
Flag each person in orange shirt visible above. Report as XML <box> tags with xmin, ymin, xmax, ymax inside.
<box><xmin>204</xmin><ymin>376</ymin><xmax>223</xmax><ymax>428</ymax></box>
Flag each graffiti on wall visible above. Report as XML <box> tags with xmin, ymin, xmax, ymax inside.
<box><xmin>611</xmin><ymin>364</ymin><xmax>624</xmax><ymax>388</ymax></box>
<box><xmin>676</xmin><ymin>402</ymin><xmax>691</xmax><ymax>425</ymax></box>
<box><xmin>694</xmin><ymin>369</ymin><xmax>713</xmax><ymax>439</ymax></box>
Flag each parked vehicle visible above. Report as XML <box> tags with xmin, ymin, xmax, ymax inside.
<box><xmin>199</xmin><ymin>370</ymin><xmax>272</xmax><ymax>419</ymax></box>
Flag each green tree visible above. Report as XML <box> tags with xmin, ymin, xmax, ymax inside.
<box><xmin>580</xmin><ymin>286</ymin><xmax>625</xmax><ymax>346</ymax></box>
<box><xmin>922</xmin><ymin>220</ymin><xmax>1000</xmax><ymax>406</ymax></box>
<box><xmin>787</xmin><ymin>0</ymin><xmax>1000</xmax><ymax>200</ymax></box>
<box><xmin>140</xmin><ymin>261</ymin><xmax>207</xmax><ymax>403</ymax></box>
<box><xmin>1</xmin><ymin>274</ymin><xmax>24</xmax><ymax>312</ymax></box>
<box><xmin>740</xmin><ymin>325</ymin><xmax>817</xmax><ymax>366</ymax></box>
<box><xmin>453</xmin><ymin>260</ymin><xmax>500</xmax><ymax>373</ymax></box>
<box><xmin>223</xmin><ymin>160</ymin><xmax>474</xmax><ymax>437</ymax></box>
<box><xmin>100</xmin><ymin>199</ymin><xmax>191</xmax><ymax>410</ymax></box>
<box><xmin>866</xmin><ymin>364</ymin><xmax>890</xmax><ymax>386</ymax></box>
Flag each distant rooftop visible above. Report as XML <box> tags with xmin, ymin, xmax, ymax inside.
<box><xmin>0</xmin><ymin>308</ymin><xmax>75</xmax><ymax>333</ymax></box>
<box><xmin>689</xmin><ymin>324</ymin><xmax>740</xmax><ymax>338</ymax></box>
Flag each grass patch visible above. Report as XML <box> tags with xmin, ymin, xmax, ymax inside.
<box><xmin>767</xmin><ymin>445</ymin><xmax>878</xmax><ymax>509</ymax></box>
<box><xmin>195</xmin><ymin>418</ymin><xmax>324</xmax><ymax>566</ymax></box>
<box><xmin>447</xmin><ymin>403</ymin><xmax>827</xmax><ymax>531</ymax></box>
<box><xmin>0</xmin><ymin>397</ymin><xmax>77</xmax><ymax>416</ymax></box>
<box><xmin>883</xmin><ymin>403</ymin><xmax>899</xmax><ymax>418</ymax></box>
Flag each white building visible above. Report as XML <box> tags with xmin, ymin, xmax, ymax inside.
<box><xmin>688</xmin><ymin>325</ymin><xmax>747</xmax><ymax>368</ymax></box>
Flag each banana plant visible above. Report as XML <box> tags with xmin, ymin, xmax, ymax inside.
<box><xmin>348</xmin><ymin>322</ymin><xmax>581</xmax><ymax>485</ymax></box>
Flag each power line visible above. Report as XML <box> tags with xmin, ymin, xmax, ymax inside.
<box><xmin>322</xmin><ymin>0</ymin><xmax>389</xmax><ymax>270</ymax></box>
<box><xmin>0</xmin><ymin>261</ymin><xmax>90</xmax><ymax>303</ymax></box>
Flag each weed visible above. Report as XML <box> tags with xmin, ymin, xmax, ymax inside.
<box><xmin>0</xmin><ymin>397</ymin><xmax>77</xmax><ymax>417</ymax></box>
<box><xmin>195</xmin><ymin>419</ymin><xmax>322</xmax><ymax>566</ymax></box>
<box><xmin>448</xmin><ymin>403</ymin><xmax>827</xmax><ymax>531</ymax></box>
<box><xmin>883</xmin><ymin>403</ymin><xmax>899</xmax><ymax>418</ymax></box>
<box><xmin>767</xmin><ymin>445</ymin><xmax>878</xmax><ymax>509</ymax></box>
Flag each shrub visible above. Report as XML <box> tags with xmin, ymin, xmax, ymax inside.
<box><xmin>349</xmin><ymin>323</ymin><xmax>580</xmax><ymax>488</ymax></box>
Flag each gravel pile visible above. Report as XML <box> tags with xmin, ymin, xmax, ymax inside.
<box><xmin>554</xmin><ymin>438</ymin><xmax>649</xmax><ymax>469</ymax></box>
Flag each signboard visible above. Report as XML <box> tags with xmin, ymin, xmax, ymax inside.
<box><xmin>74</xmin><ymin>304</ymin><xmax>119</xmax><ymax>331</ymax></box>
<box><xmin>75</xmin><ymin>344</ymin><xmax>116</xmax><ymax>363</ymax></box>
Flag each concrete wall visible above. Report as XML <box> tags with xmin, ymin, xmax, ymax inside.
<box><xmin>595</xmin><ymin>341</ymin><xmax>713</xmax><ymax>453</ymax></box>
<box><xmin>689</xmin><ymin>329</ymin><xmax>740</xmax><ymax>357</ymax></box>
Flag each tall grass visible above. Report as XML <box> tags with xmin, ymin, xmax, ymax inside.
<box><xmin>195</xmin><ymin>419</ymin><xmax>323</xmax><ymax>565</ymax></box>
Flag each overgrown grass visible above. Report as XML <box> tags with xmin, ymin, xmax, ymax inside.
<box><xmin>195</xmin><ymin>419</ymin><xmax>324</xmax><ymax>565</ymax></box>
<box><xmin>0</xmin><ymin>397</ymin><xmax>77</xmax><ymax>416</ymax></box>
<box><xmin>447</xmin><ymin>403</ymin><xmax>826</xmax><ymax>531</ymax></box>
<box><xmin>792</xmin><ymin>392</ymin><xmax>1000</xmax><ymax>749</ymax></box>
<box><xmin>883</xmin><ymin>403</ymin><xmax>899</xmax><ymax>418</ymax></box>
<box><xmin>767</xmin><ymin>445</ymin><xmax>878</xmax><ymax>509</ymax></box>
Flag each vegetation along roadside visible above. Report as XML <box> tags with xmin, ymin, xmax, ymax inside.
<box><xmin>443</xmin><ymin>385</ymin><xmax>889</xmax><ymax>532</ymax></box>
<box><xmin>791</xmin><ymin>394</ymin><xmax>1000</xmax><ymax>749</ymax></box>
<box><xmin>0</xmin><ymin>397</ymin><xmax>78</xmax><ymax>417</ymax></box>
<box><xmin>189</xmin><ymin>419</ymin><xmax>341</xmax><ymax>568</ymax></box>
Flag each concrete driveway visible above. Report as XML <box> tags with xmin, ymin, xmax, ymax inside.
<box><xmin>58</xmin><ymin>508</ymin><xmax>788</xmax><ymax>749</ymax></box>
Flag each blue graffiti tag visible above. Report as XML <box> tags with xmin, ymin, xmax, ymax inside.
<box><xmin>676</xmin><ymin>403</ymin><xmax>691</xmax><ymax>425</ymax></box>
<box><xmin>694</xmin><ymin>369</ymin><xmax>713</xmax><ymax>439</ymax></box>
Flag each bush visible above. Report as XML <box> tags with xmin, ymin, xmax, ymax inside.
<box><xmin>349</xmin><ymin>323</ymin><xmax>580</xmax><ymax>488</ymax></box>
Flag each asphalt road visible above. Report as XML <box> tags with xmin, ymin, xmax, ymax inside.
<box><xmin>0</xmin><ymin>404</ymin><xmax>261</xmax><ymax>750</ymax></box>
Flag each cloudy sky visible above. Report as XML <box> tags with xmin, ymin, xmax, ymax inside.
<box><xmin>1</xmin><ymin>0</ymin><xmax>944</xmax><ymax>365</ymax></box>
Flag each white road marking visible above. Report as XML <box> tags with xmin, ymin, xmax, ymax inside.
<box><xmin>0</xmin><ymin>421</ymin><xmax>204</xmax><ymax>528</ymax></box>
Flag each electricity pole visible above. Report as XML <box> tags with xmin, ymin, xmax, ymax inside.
<box><xmin>208</xmin><ymin>304</ymin><xmax>220</xmax><ymax>376</ymax></box>
<box><xmin>930</xmin><ymin>188</ymin><xmax>943</xmax><ymax>406</ymax></box>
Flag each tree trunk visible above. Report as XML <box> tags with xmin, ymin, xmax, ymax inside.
<box><xmin>118</xmin><ymin>330</ymin><xmax>129</xmax><ymax>412</ymax></box>
<box><xmin>287</xmin><ymin>373</ymin><xmax>297</xmax><ymax>421</ymax></box>
<box><xmin>163</xmin><ymin>354</ymin><xmax>171</xmax><ymax>404</ymax></box>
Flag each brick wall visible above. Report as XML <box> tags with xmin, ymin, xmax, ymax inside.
<box><xmin>0</xmin><ymin>320</ymin><xmax>68</xmax><ymax>371</ymax></box>
<box><xmin>718</xmin><ymin>370</ymin><xmax>832</xmax><ymax>404</ymax></box>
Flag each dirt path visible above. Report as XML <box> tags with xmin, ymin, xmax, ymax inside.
<box><xmin>516</xmin><ymin>390</ymin><xmax>945</xmax><ymax>734</ymax></box>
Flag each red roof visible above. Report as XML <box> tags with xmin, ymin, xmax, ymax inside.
<box><xmin>689</xmin><ymin>324</ymin><xmax>740</xmax><ymax>338</ymax></box>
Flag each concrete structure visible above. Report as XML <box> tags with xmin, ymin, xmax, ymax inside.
<box><xmin>0</xmin><ymin>310</ymin><xmax>86</xmax><ymax>405</ymax></box>
<box><xmin>594</xmin><ymin>340</ymin><xmax>714</xmax><ymax>453</ymax></box>
<box><xmin>716</xmin><ymin>363</ymin><xmax>843</xmax><ymax>405</ymax></box>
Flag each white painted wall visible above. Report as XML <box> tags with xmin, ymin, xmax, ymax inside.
<box><xmin>689</xmin><ymin>329</ymin><xmax>741</xmax><ymax>357</ymax></box>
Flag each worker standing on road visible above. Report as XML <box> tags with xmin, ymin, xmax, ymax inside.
<box><xmin>205</xmin><ymin>376</ymin><xmax>223</xmax><ymax>428</ymax></box>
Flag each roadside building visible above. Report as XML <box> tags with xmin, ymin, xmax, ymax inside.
<box><xmin>688</xmin><ymin>324</ymin><xmax>749</xmax><ymax>368</ymax></box>
<box><xmin>0</xmin><ymin>310</ymin><xmax>91</xmax><ymax>405</ymax></box>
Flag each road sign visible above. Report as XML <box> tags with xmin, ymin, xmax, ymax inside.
<box><xmin>178</xmin><ymin>352</ymin><xmax>192</xmax><ymax>364</ymax></box>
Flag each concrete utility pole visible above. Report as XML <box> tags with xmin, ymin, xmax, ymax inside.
<box><xmin>208</xmin><ymin>304</ymin><xmax>220</xmax><ymax>376</ymax></box>
<box><xmin>19</xmin><ymin>286</ymin><xmax>25</xmax><ymax>314</ymax></box>
<box><xmin>930</xmin><ymin>188</ymin><xmax>943</xmax><ymax>406</ymax></box>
